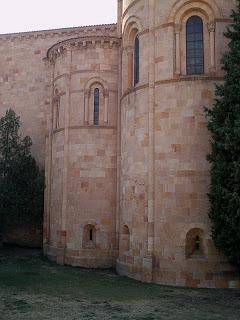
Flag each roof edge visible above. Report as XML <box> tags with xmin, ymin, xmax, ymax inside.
<box><xmin>0</xmin><ymin>23</ymin><xmax>117</xmax><ymax>38</ymax></box>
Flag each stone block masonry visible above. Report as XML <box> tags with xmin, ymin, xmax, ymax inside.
<box><xmin>1</xmin><ymin>0</ymin><xmax>239</xmax><ymax>288</ymax></box>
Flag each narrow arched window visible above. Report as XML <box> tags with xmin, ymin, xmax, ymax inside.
<box><xmin>134</xmin><ymin>35</ymin><xmax>140</xmax><ymax>86</ymax></box>
<box><xmin>89</xmin><ymin>228</ymin><xmax>93</xmax><ymax>241</ymax></box>
<box><xmin>186</xmin><ymin>16</ymin><xmax>204</xmax><ymax>75</ymax></box>
<box><xmin>93</xmin><ymin>88</ymin><xmax>99</xmax><ymax>125</ymax></box>
<box><xmin>185</xmin><ymin>228</ymin><xmax>204</xmax><ymax>258</ymax></box>
<box><xmin>195</xmin><ymin>236</ymin><xmax>200</xmax><ymax>251</ymax></box>
<box><xmin>83</xmin><ymin>224</ymin><xmax>96</xmax><ymax>249</ymax></box>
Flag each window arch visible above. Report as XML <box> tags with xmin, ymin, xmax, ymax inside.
<box><xmin>171</xmin><ymin>0</ymin><xmax>218</xmax><ymax>75</ymax></box>
<box><xmin>134</xmin><ymin>35</ymin><xmax>140</xmax><ymax>86</ymax></box>
<box><xmin>122</xmin><ymin>18</ymin><xmax>142</xmax><ymax>89</ymax></box>
<box><xmin>186</xmin><ymin>16</ymin><xmax>204</xmax><ymax>75</ymax></box>
<box><xmin>93</xmin><ymin>88</ymin><xmax>100</xmax><ymax>126</ymax></box>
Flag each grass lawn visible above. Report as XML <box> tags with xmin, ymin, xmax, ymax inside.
<box><xmin>0</xmin><ymin>247</ymin><xmax>240</xmax><ymax>320</ymax></box>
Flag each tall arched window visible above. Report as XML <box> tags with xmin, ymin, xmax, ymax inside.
<box><xmin>186</xmin><ymin>16</ymin><xmax>204</xmax><ymax>75</ymax></box>
<box><xmin>93</xmin><ymin>88</ymin><xmax>100</xmax><ymax>125</ymax></box>
<box><xmin>134</xmin><ymin>35</ymin><xmax>140</xmax><ymax>86</ymax></box>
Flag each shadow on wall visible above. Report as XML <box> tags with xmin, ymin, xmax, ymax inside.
<box><xmin>0</xmin><ymin>231</ymin><xmax>2</xmax><ymax>248</ymax></box>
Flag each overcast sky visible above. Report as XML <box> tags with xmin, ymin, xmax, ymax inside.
<box><xmin>0</xmin><ymin>0</ymin><xmax>117</xmax><ymax>34</ymax></box>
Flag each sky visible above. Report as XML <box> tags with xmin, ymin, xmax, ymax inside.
<box><xmin>0</xmin><ymin>0</ymin><xmax>117</xmax><ymax>34</ymax></box>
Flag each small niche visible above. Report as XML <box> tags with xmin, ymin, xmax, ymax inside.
<box><xmin>83</xmin><ymin>224</ymin><xmax>96</xmax><ymax>249</ymax></box>
<box><xmin>185</xmin><ymin>228</ymin><xmax>204</xmax><ymax>259</ymax></box>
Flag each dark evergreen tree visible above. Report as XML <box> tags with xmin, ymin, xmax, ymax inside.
<box><xmin>0</xmin><ymin>109</ymin><xmax>44</xmax><ymax>229</ymax></box>
<box><xmin>205</xmin><ymin>1</ymin><xmax>240</xmax><ymax>267</ymax></box>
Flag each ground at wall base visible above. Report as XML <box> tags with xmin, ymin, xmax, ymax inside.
<box><xmin>1</xmin><ymin>246</ymin><xmax>240</xmax><ymax>320</ymax></box>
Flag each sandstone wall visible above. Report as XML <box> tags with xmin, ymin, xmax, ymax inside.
<box><xmin>117</xmin><ymin>0</ymin><xmax>239</xmax><ymax>288</ymax></box>
<box><xmin>0</xmin><ymin>24</ymin><xmax>117</xmax><ymax>167</ymax></box>
<box><xmin>44</xmin><ymin>35</ymin><xmax>120</xmax><ymax>268</ymax></box>
<box><xmin>1</xmin><ymin>0</ymin><xmax>239</xmax><ymax>288</ymax></box>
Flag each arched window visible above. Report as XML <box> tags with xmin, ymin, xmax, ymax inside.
<box><xmin>93</xmin><ymin>88</ymin><xmax>100</xmax><ymax>125</ymax></box>
<box><xmin>186</xmin><ymin>16</ymin><xmax>204</xmax><ymax>75</ymax></box>
<box><xmin>89</xmin><ymin>228</ymin><xmax>93</xmax><ymax>241</ymax></box>
<box><xmin>134</xmin><ymin>35</ymin><xmax>140</xmax><ymax>86</ymax></box>
<box><xmin>83</xmin><ymin>224</ymin><xmax>96</xmax><ymax>249</ymax></box>
<box><xmin>185</xmin><ymin>228</ymin><xmax>204</xmax><ymax>258</ymax></box>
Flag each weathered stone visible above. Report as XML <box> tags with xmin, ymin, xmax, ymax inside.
<box><xmin>0</xmin><ymin>0</ymin><xmax>239</xmax><ymax>289</ymax></box>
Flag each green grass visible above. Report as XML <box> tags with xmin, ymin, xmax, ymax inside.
<box><xmin>0</xmin><ymin>247</ymin><xmax>240</xmax><ymax>320</ymax></box>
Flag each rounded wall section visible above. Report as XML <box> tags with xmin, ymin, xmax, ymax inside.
<box><xmin>152</xmin><ymin>0</ymin><xmax>238</xmax><ymax>288</ymax></box>
<box><xmin>118</xmin><ymin>0</ymin><xmax>239</xmax><ymax>288</ymax></box>
<box><xmin>44</xmin><ymin>36</ymin><xmax>120</xmax><ymax>268</ymax></box>
<box><xmin>117</xmin><ymin>0</ymin><xmax>152</xmax><ymax>282</ymax></box>
<box><xmin>44</xmin><ymin>51</ymin><xmax>69</xmax><ymax>254</ymax></box>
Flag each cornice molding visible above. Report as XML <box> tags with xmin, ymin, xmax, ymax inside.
<box><xmin>47</xmin><ymin>36</ymin><xmax>121</xmax><ymax>63</ymax></box>
<box><xmin>50</xmin><ymin>125</ymin><xmax>116</xmax><ymax>136</ymax></box>
<box><xmin>121</xmin><ymin>75</ymin><xmax>224</xmax><ymax>101</ymax></box>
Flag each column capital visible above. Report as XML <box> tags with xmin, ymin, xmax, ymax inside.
<box><xmin>208</xmin><ymin>21</ymin><xmax>216</xmax><ymax>33</ymax></box>
<box><xmin>174</xmin><ymin>23</ymin><xmax>182</xmax><ymax>34</ymax></box>
<box><xmin>126</xmin><ymin>45</ymin><xmax>134</xmax><ymax>55</ymax></box>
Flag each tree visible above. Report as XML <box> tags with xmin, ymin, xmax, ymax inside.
<box><xmin>205</xmin><ymin>1</ymin><xmax>240</xmax><ymax>268</ymax></box>
<box><xmin>0</xmin><ymin>109</ymin><xmax>44</xmax><ymax>229</ymax></box>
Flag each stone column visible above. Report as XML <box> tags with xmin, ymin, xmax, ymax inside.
<box><xmin>142</xmin><ymin>0</ymin><xmax>156</xmax><ymax>284</ymax></box>
<box><xmin>104</xmin><ymin>91</ymin><xmax>109</xmax><ymax>124</ymax></box>
<box><xmin>43</xmin><ymin>59</ymin><xmax>54</xmax><ymax>251</ymax></box>
<box><xmin>127</xmin><ymin>46</ymin><xmax>134</xmax><ymax>88</ymax></box>
<box><xmin>117</xmin><ymin>0</ymin><xmax>123</xmax><ymax>37</ymax></box>
<box><xmin>58</xmin><ymin>48</ymin><xmax>72</xmax><ymax>265</ymax></box>
<box><xmin>208</xmin><ymin>21</ymin><xmax>216</xmax><ymax>71</ymax></box>
<box><xmin>174</xmin><ymin>23</ymin><xmax>182</xmax><ymax>75</ymax></box>
<box><xmin>84</xmin><ymin>90</ymin><xmax>89</xmax><ymax>124</ymax></box>
<box><xmin>116</xmin><ymin>45</ymin><xmax>123</xmax><ymax>252</ymax></box>
<box><xmin>116</xmin><ymin>0</ymin><xmax>123</xmax><ymax>252</ymax></box>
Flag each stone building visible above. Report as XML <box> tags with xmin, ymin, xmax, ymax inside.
<box><xmin>0</xmin><ymin>0</ymin><xmax>239</xmax><ymax>288</ymax></box>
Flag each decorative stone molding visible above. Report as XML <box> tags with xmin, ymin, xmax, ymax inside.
<box><xmin>122</xmin><ymin>15</ymin><xmax>142</xmax><ymax>48</ymax></box>
<box><xmin>46</xmin><ymin>36</ymin><xmax>120</xmax><ymax>63</ymax></box>
<box><xmin>207</xmin><ymin>21</ymin><xmax>216</xmax><ymax>32</ymax></box>
<box><xmin>174</xmin><ymin>23</ymin><xmax>182</xmax><ymax>34</ymax></box>
<box><xmin>168</xmin><ymin>0</ymin><xmax>221</xmax><ymax>23</ymax></box>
